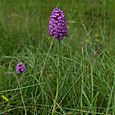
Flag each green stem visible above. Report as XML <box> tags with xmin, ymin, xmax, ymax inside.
<box><xmin>17</xmin><ymin>75</ymin><xmax>27</xmax><ymax>115</ymax></box>
<box><xmin>52</xmin><ymin>40</ymin><xmax>60</xmax><ymax>115</ymax></box>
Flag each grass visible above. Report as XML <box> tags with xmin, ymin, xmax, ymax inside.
<box><xmin>0</xmin><ymin>0</ymin><xmax>114</xmax><ymax>114</ymax></box>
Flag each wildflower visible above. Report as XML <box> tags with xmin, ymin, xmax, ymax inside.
<box><xmin>49</xmin><ymin>7</ymin><xmax>67</xmax><ymax>40</ymax></box>
<box><xmin>1</xmin><ymin>95</ymin><xmax>9</xmax><ymax>102</ymax></box>
<box><xmin>16</xmin><ymin>63</ymin><xmax>26</xmax><ymax>74</ymax></box>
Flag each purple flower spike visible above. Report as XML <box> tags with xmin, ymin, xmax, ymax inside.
<box><xmin>16</xmin><ymin>63</ymin><xmax>26</xmax><ymax>74</ymax></box>
<box><xmin>49</xmin><ymin>7</ymin><xmax>67</xmax><ymax>40</ymax></box>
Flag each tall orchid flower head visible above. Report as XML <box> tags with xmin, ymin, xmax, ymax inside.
<box><xmin>49</xmin><ymin>7</ymin><xmax>67</xmax><ymax>40</ymax></box>
<box><xmin>16</xmin><ymin>63</ymin><xmax>26</xmax><ymax>74</ymax></box>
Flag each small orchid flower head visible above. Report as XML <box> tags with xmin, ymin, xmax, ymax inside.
<box><xmin>16</xmin><ymin>63</ymin><xmax>26</xmax><ymax>74</ymax></box>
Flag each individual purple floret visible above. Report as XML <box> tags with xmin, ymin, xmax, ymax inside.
<box><xmin>49</xmin><ymin>7</ymin><xmax>67</xmax><ymax>40</ymax></box>
<box><xmin>16</xmin><ymin>63</ymin><xmax>26</xmax><ymax>74</ymax></box>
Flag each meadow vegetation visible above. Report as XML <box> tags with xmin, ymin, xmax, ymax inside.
<box><xmin>0</xmin><ymin>0</ymin><xmax>114</xmax><ymax>114</ymax></box>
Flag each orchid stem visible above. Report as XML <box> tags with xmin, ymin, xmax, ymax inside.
<box><xmin>52</xmin><ymin>40</ymin><xmax>61</xmax><ymax>115</ymax></box>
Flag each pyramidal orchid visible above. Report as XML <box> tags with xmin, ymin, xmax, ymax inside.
<box><xmin>16</xmin><ymin>63</ymin><xmax>26</xmax><ymax>74</ymax></box>
<box><xmin>49</xmin><ymin>7</ymin><xmax>67</xmax><ymax>40</ymax></box>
